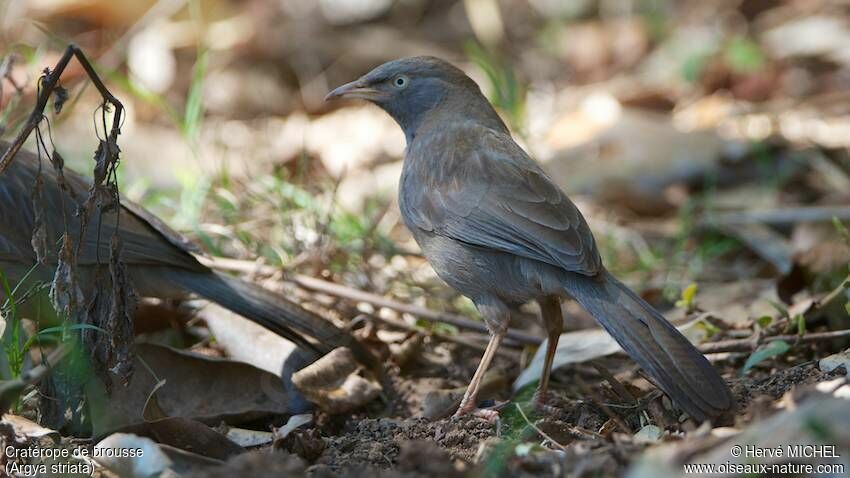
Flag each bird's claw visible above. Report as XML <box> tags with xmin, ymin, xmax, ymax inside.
<box><xmin>453</xmin><ymin>404</ymin><xmax>501</xmax><ymax>423</ymax></box>
<box><xmin>454</xmin><ymin>408</ymin><xmax>500</xmax><ymax>425</ymax></box>
<box><xmin>532</xmin><ymin>389</ymin><xmax>548</xmax><ymax>406</ymax></box>
<box><xmin>532</xmin><ymin>390</ymin><xmax>561</xmax><ymax>416</ymax></box>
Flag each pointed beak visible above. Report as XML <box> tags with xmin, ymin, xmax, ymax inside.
<box><xmin>325</xmin><ymin>79</ymin><xmax>383</xmax><ymax>102</ymax></box>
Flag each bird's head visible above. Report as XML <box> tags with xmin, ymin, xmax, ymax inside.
<box><xmin>326</xmin><ymin>56</ymin><xmax>500</xmax><ymax>142</ymax></box>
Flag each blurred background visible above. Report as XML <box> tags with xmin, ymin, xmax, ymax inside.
<box><xmin>2</xmin><ymin>0</ymin><xmax>850</xmax><ymax>342</ymax></box>
<box><xmin>3</xmin><ymin>1</ymin><xmax>850</xmax><ymax>475</ymax></box>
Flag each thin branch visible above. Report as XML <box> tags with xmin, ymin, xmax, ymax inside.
<box><xmin>0</xmin><ymin>345</ymin><xmax>70</xmax><ymax>412</ymax></box>
<box><xmin>703</xmin><ymin>206</ymin><xmax>850</xmax><ymax>227</ymax></box>
<box><xmin>368</xmin><ymin>312</ymin><xmax>519</xmax><ymax>359</ymax></box>
<box><xmin>700</xmin><ymin>329</ymin><xmax>850</xmax><ymax>354</ymax></box>
<box><xmin>199</xmin><ymin>256</ymin><xmax>543</xmax><ymax>346</ymax></box>
<box><xmin>590</xmin><ymin>361</ymin><xmax>636</xmax><ymax>403</ymax></box>
<box><xmin>0</xmin><ymin>44</ymin><xmax>124</xmax><ymax>174</ymax></box>
<box><xmin>575</xmin><ymin>375</ymin><xmax>632</xmax><ymax>434</ymax></box>
<box><xmin>701</xmin><ymin>276</ymin><xmax>850</xmax><ymax>354</ymax></box>
<box><xmin>292</xmin><ymin>274</ymin><xmax>543</xmax><ymax>346</ymax></box>
<box><xmin>514</xmin><ymin>403</ymin><xmax>570</xmax><ymax>451</ymax></box>
<box><xmin>810</xmin><ymin>274</ymin><xmax>850</xmax><ymax>319</ymax></box>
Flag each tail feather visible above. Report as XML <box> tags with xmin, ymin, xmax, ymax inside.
<box><xmin>169</xmin><ymin>270</ymin><xmax>375</xmax><ymax>367</ymax></box>
<box><xmin>569</xmin><ymin>271</ymin><xmax>735</xmax><ymax>422</ymax></box>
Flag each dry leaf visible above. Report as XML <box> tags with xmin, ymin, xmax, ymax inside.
<box><xmin>87</xmin><ymin>343</ymin><xmax>294</xmax><ymax>437</ymax></box>
<box><xmin>291</xmin><ymin>347</ymin><xmax>381</xmax><ymax>414</ymax></box>
<box><xmin>819</xmin><ymin>349</ymin><xmax>850</xmax><ymax>376</ymax></box>
<box><xmin>1</xmin><ymin>414</ymin><xmax>58</xmax><ymax>439</ymax></box>
<box><xmin>224</xmin><ymin>428</ymin><xmax>273</xmax><ymax>448</ymax></box>
<box><xmin>94</xmin><ymin>433</ymin><xmax>174</xmax><ymax>478</ymax></box>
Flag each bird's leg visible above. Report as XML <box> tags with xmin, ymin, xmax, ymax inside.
<box><xmin>534</xmin><ymin>296</ymin><xmax>564</xmax><ymax>409</ymax></box>
<box><xmin>454</xmin><ymin>331</ymin><xmax>504</xmax><ymax>421</ymax></box>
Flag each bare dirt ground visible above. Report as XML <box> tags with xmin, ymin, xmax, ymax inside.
<box><xmin>183</xmin><ymin>337</ymin><xmax>846</xmax><ymax>477</ymax></box>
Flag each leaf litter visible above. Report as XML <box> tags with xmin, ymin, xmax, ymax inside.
<box><xmin>4</xmin><ymin>3</ymin><xmax>850</xmax><ymax>477</ymax></box>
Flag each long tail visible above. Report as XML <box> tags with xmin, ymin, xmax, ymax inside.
<box><xmin>168</xmin><ymin>270</ymin><xmax>376</xmax><ymax>367</ymax></box>
<box><xmin>568</xmin><ymin>270</ymin><xmax>735</xmax><ymax>422</ymax></box>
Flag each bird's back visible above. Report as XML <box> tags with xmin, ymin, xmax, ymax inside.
<box><xmin>400</xmin><ymin>121</ymin><xmax>603</xmax><ymax>277</ymax></box>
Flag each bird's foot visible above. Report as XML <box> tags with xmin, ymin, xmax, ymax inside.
<box><xmin>532</xmin><ymin>389</ymin><xmax>547</xmax><ymax>405</ymax></box>
<box><xmin>454</xmin><ymin>407</ymin><xmax>500</xmax><ymax>423</ymax></box>
<box><xmin>453</xmin><ymin>401</ymin><xmax>501</xmax><ymax>423</ymax></box>
<box><xmin>532</xmin><ymin>390</ymin><xmax>561</xmax><ymax>416</ymax></box>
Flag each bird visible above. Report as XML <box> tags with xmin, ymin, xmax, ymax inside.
<box><xmin>0</xmin><ymin>142</ymin><xmax>373</xmax><ymax>372</ymax></box>
<box><xmin>326</xmin><ymin>56</ymin><xmax>735</xmax><ymax>422</ymax></box>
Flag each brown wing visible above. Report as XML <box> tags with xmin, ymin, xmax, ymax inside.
<box><xmin>0</xmin><ymin>144</ymin><xmax>206</xmax><ymax>272</ymax></box>
<box><xmin>401</xmin><ymin>125</ymin><xmax>602</xmax><ymax>275</ymax></box>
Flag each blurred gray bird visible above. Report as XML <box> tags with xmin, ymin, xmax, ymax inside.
<box><xmin>327</xmin><ymin>57</ymin><xmax>735</xmax><ymax>422</ymax></box>
<box><xmin>0</xmin><ymin>142</ymin><xmax>370</xmax><ymax>367</ymax></box>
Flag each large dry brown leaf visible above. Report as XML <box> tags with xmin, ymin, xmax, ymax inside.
<box><xmin>118</xmin><ymin>418</ymin><xmax>244</xmax><ymax>461</ymax></box>
<box><xmin>87</xmin><ymin>343</ymin><xmax>293</xmax><ymax>437</ymax></box>
<box><xmin>106</xmin><ymin>380</ymin><xmax>245</xmax><ymax>461</ymax></box>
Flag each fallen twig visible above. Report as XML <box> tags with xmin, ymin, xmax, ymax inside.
<box><xmin>703</xmin><ymin>205</ymin><xmax>850</xmax><ymax>227</ymax></box>
<box><xmin>368</xmin><ymin>312</ymin><xmax>519</xmax><ymax>359</ymax></box>
<box><xmin>700</xmin><ymin>329</ymin><xmax>850</xmax><ymax>354</ymax></box>
<box><xmin>590</xmin><ymin>361</ymin><xmax>636</xmax><ymax>403</ymax></box>
<box><xmin>514</xmin><ymin>403</ymin><xmax>569</xmax><ymax>451</ymax></box>
<box><xmin>202</xmin><ymin>257</ymin><xmax>850</xmax><ymax>355</ymax></box>
<box><xmin>199</xmin><ymin>256</ymin><xmax>543</xmax><ymax>346</ymax></box>
<box><xmin>292</xmin><ymin>274</ymin><xmax>541</xmax><ymax>345</ymax></box>
<box><xmin>0</xmin><ymin>345</ymin><xmax>70</xmax><ymax>412</ymax></box>
<box><xmin>575</xmin><ymin>375</ymin><xmax>632</xmax><ymax>434</ymax></box>
<box><xmin>809</xmin><ymin>274</ymin><xmax>850</xmax><ymax>319</ymax></box>
<box><xmin>756</xmin><ymin>276</ymin><xmax>849</xmax><ymax>339</ymax></box>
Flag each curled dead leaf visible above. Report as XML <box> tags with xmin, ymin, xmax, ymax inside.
<box><xmin>83</xmin><ymin>235</ymin><xmax>138</xmax><ymax>390</ymax></box>
<box><xmin>29</xmin><ymin>168</ymin><xmax>47</xmax><ymax>264</ymax></box>
<box><xmin>389</xmin><ymin>333</ymin><xmax>423</xmax><ymax>368</ymax></box>
<box><xmin>272</xmin><ymin>414</ymin><xmax>312</xmax><ymax>442</ymax></box>
<box><xmin>291</xmin><ymin>347</ymin><xmax>381</xmax><ymax>414</ymax></box>
<box><xmin>49</xmin><ymin>234</ymin><xmax>84</xmax><ymax>319</ymax></box>
<box><xmin>1</xmin><ymin>414</ymin><xmax>58</xmax><ymax>440</ymax></box>
<box><xmin>224</xmin><ymin>428</ymin><xmax>273</xmax><ymax>448</ymax></box>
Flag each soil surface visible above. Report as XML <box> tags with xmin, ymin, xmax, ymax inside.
<box><xmin>193</xmin><ymin>341</ymin><xmax>845</xmax><ymax>477</ymax></box>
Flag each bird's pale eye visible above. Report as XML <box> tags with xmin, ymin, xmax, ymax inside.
<box><xmin>392</xmin><ymin>75</ymin><xmax>409</xmax><ymax>89</ymax></box>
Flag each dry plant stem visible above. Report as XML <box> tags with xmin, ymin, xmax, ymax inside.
<box><xmin>202</xmin><ymin>258</ymin><xmax>850</xmax><ymax>353</ymax></box>
<box><xmin>519</xmin><ymin>400</ymin><xmax>603</xmax><ymax>441</ymax></box>
<box><xmin>0</xmin><ymin>44</ymin><xmax>124</xmax><ymax>174</ymax></box>
<box><xmin>756</xmin><ymin>275</ymin><xmax>850</xmax><ymax>337</ymax></box>
<box><xmin>514</xmin><ymin>403</ymin><xmax>569</xmax><ymax>452</ymax></box>
<box><xmin>811</xmin><ymin>274</ymin><xmax>850</xmax><ymax>317</ymax></box>
<box><xmin>702</xmin><ymin>277</ymin><xmax>850</xmax><ymax>354</ymax></box>
<box><xmin>700</xmin><ymin>329</ymin><xmax>850</xmax><ymax>354</ymax></box>
<box><xmin>368</xmin><ymin>313</ymin><xmax>518</xmax><ymax>359</ymax></box>
<box><xmin>24</xmin><ymin>345</ymin><xmax>70</xmax><ymax>384</ymax></box>
<box><xmin>590</xmin><ymin>362</ymin><xmax>636</xmax><ymax>403</ymax></box>
<box><xmin>0</xmin><ymin>345</ymin><xmax>70</xmax><ymax>412</ymax></box>
<box><xmin>198</xmin><ymin>256</ymin><xmax>542</xmax><ymax>346</ymax></box>
<box><xmin>575</xmin><ymin>375</ymin><xmax>631</xmax><ymax>434</ymax></box>
<box><xmin>704</xmin><ymin>205</ymin><xmax>850</xmax><ymax>226</ymax></box>
<box><xmin>293</xmin><ymin>274</ymin><xmax>542</xmax><ymax>346</ymax></box>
